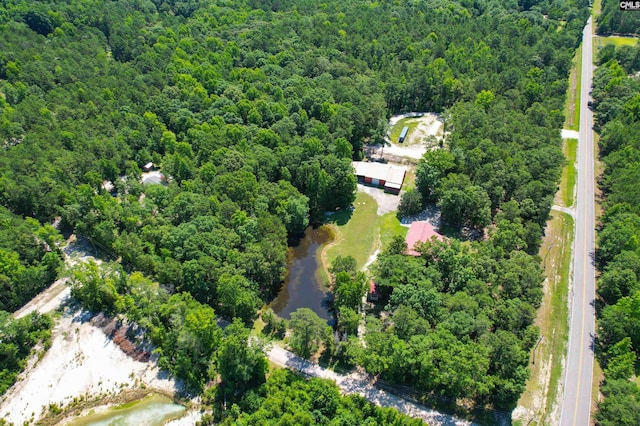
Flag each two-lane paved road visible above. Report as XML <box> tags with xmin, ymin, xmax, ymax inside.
<box><xmin>559</xmin><ymin>16</ymin><xmax>596</xmax><ymax>426</ymax></box>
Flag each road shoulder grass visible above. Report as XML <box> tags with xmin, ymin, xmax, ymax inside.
<box><xmin>564</xmin><ymin>46</ymin><xmax>582</xmax><ymax>132</ymax></box>
<box><xmin>560</xmin><ymin>138</ymin><xmax>578</xmax><ymax>208</ymax></box>
<box><xmin>514</xmin><ymin>211</ymin><xmax>574</xmax><ymax>426</ymax></box>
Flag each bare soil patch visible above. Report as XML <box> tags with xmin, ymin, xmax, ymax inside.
<box><xmin>0</xmin><ymin>310</ymin><xmax>179</xmax><ymax>426</ymax></box>
<box><xmin>365</xmin><ymin>113</ymin><xmax>445</xmax><ymax>162</ymax></box>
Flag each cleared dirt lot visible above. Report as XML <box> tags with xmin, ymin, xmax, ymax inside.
<box><xmin>1</xmin><ymin>236</ymin><xmax>184</xmax><ymax>425</ymax></box>
<box><xmin>385</xmin><ymin>113</ymin><xmax>445</xmax><ymax>160</ymax></box>
<box><xmin>0</xmin><ymin>310</ymin><xmax>179</xmax><ymax>425</ymax></box>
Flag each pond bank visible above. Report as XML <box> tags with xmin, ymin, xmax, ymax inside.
<box><xmin>59</xmin><ymin>392</ymin><xmax>186</xmax><ymax>426</ymax></box>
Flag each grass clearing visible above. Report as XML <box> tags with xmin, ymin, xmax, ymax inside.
<box><xmin>561</xmin><ymin>139</ymin><xmax>578</xmax><ymax>207</ymax></box>
<box><xmin>323</xmin><ymin>192</ymin><xmax>406</xmax><ymax>272</ymax></box>
<box><xmin>324</xmin><ymin>192</ymin><xmax>379</xmax><ymax>270</ymax></box>
<box><xmin>251</xmin><ymin>314</ymin><xmax>266</xmax><ymax>336</ymax></box>
<box><xmin>594</xmin><ymin>36</ymin><xmax>639</xmax><ymax>49</ymax></box>
<box><xmin>564</xmin><ymin>45</ymin><xmax>582</xmax><ymax>131</ymax></box>
<box><xmin>404</xmin><ymin>167</ymin><xmax>417</xmax><ymax>190</ymax></box>
<box><xmin>379</xmin><ymin>211</ymin><xmax>408</xmax><ymax>249</ymax></box>
<box><xmin>515</xmin><ymin>211</ymin><xmax>574</xmax><ymax>425</ymax></box>
<box><xmin>592</xmin><ymin>0</ymin><xmax>602</xmax><ymax>18</ymax></box>
<box><xmin>389</xmin><ymin>118</ymin><xmax>423</xmax><ymax>145</ymax></box>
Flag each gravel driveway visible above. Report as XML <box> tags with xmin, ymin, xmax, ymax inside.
<box><xmin>357</xmin><ymin>184</ymin><xmax>402</xmax><ymax>216</ymax></box>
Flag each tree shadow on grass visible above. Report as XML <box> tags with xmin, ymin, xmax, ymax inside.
<box><xmin>324</xmin><ymin>207</ymin><xmax>354</xmax><ymax>227</ymax></box>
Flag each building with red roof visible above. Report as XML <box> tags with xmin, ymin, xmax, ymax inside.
<box><xmin>367</xmin><ymin>280</ymin><xmax>379</xmax><ymax>301</ymax></box>
<box><xmin>405</xmin><ymin>221</ymin><xmax>443</xmax><ymax>256</ymax></box>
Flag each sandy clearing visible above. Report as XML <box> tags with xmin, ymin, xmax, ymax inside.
<box><xmin>141</xmin><ymin>170</ymin><xmax>166</xmax><ymax>186</ymax></box>
<box><xmin>384</xmin><ymin>113</ymin><xmax>445</xmax><ymax>160</ymax></box>
<box><xmin>13</xmin><ymin>278</ymin><xmax>70</xmax><ymax>320</ymax></box>
<box><xmin>14</xmin><ymin>235</ymin><xmax>98</xmax><ymax>320</ymax></box>
<box><xmin>2</xmin><ymin>234</ymin><xmax>193</xmax><ymax>425</ymax></box>
<box><xmin>560</xmin><ymin>129</ymin><xmax>579</xmax><ymax>140</ymax></box>
<box><xmin>165</xmin><ymin>409</ymin><xmax>203</xmax><ymax>425</ymax></box>
<box><xmin>0</xmin><ymin>312</ymin><xmax>179</xmax><ymax>425</ymax></box>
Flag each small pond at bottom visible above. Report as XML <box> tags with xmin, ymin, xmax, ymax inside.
<box><xmin>270</xmin><ymin>226</ymin><xmax>334</xmax><ymax>322</ymax></box>
<box><xmin>65</xmin><ymin>393</ymin><xmax>185</xmax><ymax>426</ymax></box>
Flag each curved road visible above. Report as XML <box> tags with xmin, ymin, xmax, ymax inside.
<box><xmin>268</xmin><ymin>345</ymin><xmax>479</xmax><ymax>426</ymax></box>
<box><xmin>559</xmin><ymin>16</ymin><xmax>596</xmax><ymax>426</ymax></box>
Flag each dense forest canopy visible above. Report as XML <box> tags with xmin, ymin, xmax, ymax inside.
<box><xmin>0</xmin><ymin>0</ymin><xmax>587</xmax><ymax>306</ymax></box>
<box><xmin>598</xmin><ymin>0</ymin><xmax>640</xmax><ymax>35</ymax></box>
<box><xmin>210</xmin><ymin>369</ymin><xmax>425</xmax><ymax>425</ymax></box>
<box><xmin>0</xmin><ymin>311</ymin><xmax>52</xmax><ymax>396</ymax></box>
<box><xmin>0</xmin><ymin>0</ymin><xmax>589</xmax><ymax>413</ymax></box>
<box><xmin>591</xmin><ymin>40</ymin><xmax>640</xmax><ymax>425</ymax></box>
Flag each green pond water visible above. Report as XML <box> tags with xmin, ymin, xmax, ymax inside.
<box><xmin>65</xmin><ymin>393</ymin><xmax>185</xmax><ymax>426</ymax></box>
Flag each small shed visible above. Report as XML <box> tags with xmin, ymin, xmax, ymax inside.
<box><xmin>367</xmin><ymin>280</ymin><xmax>379</xmax><ymax>302</ymax></box>
<box><xmin>399</xmin><ymin>126</ymin><xmax>409</xmax><ymax>143</ymax></box>
<box><xmin>405</xmin><ymin>221</ymin><xmax>443</xmax><ymax>256</ymax></box>
<box><xmin>142</xmin><ymin>162</ymin><xmax>155</xmax><ymax>172</ymax></box>
<box><xmin>352</xmin><ymin>161</ymin><xmax>406</xmax><ymax>194</ymax></box>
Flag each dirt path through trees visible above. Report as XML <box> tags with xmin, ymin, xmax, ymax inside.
<box><xmin>268</xmin><ymin>345</ymin><xmax>478</xmax><ymax>426</ymax></box>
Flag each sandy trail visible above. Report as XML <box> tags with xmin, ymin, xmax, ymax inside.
<box><xmin>268</xmin><ymin>345</ymin><xmax>478</xmax><ymax>426</ymax></box>
<box><xmin>13</xmin><ymin>278</ymin><xmax>70</xmax><ymax>320</ymax></box>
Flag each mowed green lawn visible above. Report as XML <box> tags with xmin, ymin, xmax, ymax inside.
<box><xmin>595</xmin><ymin>35</ymin><xmax>638</xmax><ymax>49</ymax></box>
<box><xmin>324</xmin><ymin>192</ymin><xmax>407</xmax><ymax>272</ymax></box>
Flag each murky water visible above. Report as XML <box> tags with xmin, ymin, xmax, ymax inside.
<box><xmin>270</xmin><ymin>226</ymin><xmax>333</xmax><ymax>321</ymax></box>
<box><xmin>65</xmin><ymin>394</ymin><xmax>185</xmax><ymax>426</ymax></box>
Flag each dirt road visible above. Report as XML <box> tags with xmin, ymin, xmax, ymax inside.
<box><xmin>268</xmin><ymin>345</ymin><xmax>477</xmax><ymax>426</ymax></box>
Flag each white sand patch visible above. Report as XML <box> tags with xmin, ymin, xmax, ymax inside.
<box><xmin>13</xmin><ymin>279</ymin><xmax>70</xmax><ymax>320</ymax></box>
<box><xmin>165</xmin><ymin>408</ymin><xmax>203</xmax><ymax>426</ymax></box>
<box><xmin>0</xmin><ymin>312</ymin><xmax>179</xmax><ymax>425</ymax></box>
<box><xmin>362</xmin><ymin>249</ymin><xmax>380</xmax><ymax>271</ymax></box>
<box><xmin>561</xmin><ymin>129</ymin><xmax>579</xmax><ymax>140</ymax></box>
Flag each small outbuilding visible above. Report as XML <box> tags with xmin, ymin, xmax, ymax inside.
<box><xmin>367</xmin><ymin>280</ymin><xmax>379</xmax><ymax>302</ymax></box>
<box><xmin>399</xmin><ymin>126</ymin><xmax>409</xmax><ymax>143</ymax></box>
<box><xmin>352</xmin><ymin>161</ymin><xmax>406</xmax><ymax>194</ymax></box>
<box><xmin>142</xmin><ymin>162</ymin><xmax>155</xmax><ymax>172</ymax></box>
<box><xmin>405</xmin><ymin>221</ymin><xmax>444</xmax><ymax>256</ymax></box>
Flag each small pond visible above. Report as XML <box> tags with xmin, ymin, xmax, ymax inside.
<box><xmin>270</xmin><ymin>226</ymin><xmax>334</xmax><ymax>322</ymax></box>
<box><xmin>65</xmin><ymin>393</ymin><xmax>185</xmax><ymax>426</ymax></box>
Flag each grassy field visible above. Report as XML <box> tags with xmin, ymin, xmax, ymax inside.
<box><xmin>515</xmin><ymin>211</ymin><xmax>574</xmax><ymax>425</ymax></box>
<box><xmin>592</xmin><ymin>0</ymin><xmax>602</xmax><ymax>18</ymax></box>
<box><xmin>404</xmin><ymin>167</ymin><xmax>416</xmax><ymax>191</ymax></box>
<box><xmin>379</xmin><ymin>211</ymin><xmax>408</xmax><ymax>249</ymax></box>
<box><xmin>323</xmin><ymin>192</ymin><xmax>407</xmax><ymax>273</ymax></box>
<box><xmin>564</xmin><ymin>46</ymin><xmax>582</xmax><ymax>132</ymax></box>
<box><xmin>561</xmin><ymin>138</ymin><xmax>578</xmax><ymax>208</ymax></box>
<box><xmin>595</xmin><ymin>36</ymin><xmax>639</xmax><ymax>49</ymax></box>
